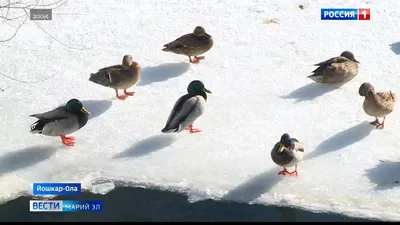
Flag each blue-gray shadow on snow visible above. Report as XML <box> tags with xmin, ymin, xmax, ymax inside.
<box><xmin>303</xmin><ymin>121</ymin><xmax>374</xmax><ymax>161</ymax></box>
<box><xmin>389</xmin><ymin>42</ymin><xmax>400</xmax><ymax>55</ymax></box>
<box><xmin>0</xmin><ymin>145</ymin><xmax>57</xmax><ymax>175</ymax></box>
<box><xmin>280</xmin><ymin>82</ymin><xmax>345</xmax><ymax>103</ymax></box>
<box><xmin>222</xmin><ymin>167</ymin><xmax>284</xmax><ymax>203</ymax></box>
<box><xmin>81</xmin><ymin>99</ymin><xmax>112</xmax><ymax>120</ymax></box>
<box><xmin>138</xmin><ymin>62</ymin><xmax>190</xmax><ymax>86</ymax></box>
<box><xmin>366</xmin><ymin>160</ymin><xmax>400</xmax><ymax>191</ymax></box>
<box><xmin>112</xmin><ymin>134</ymin><xmax>177</xmax><ymax>159</ymax></box>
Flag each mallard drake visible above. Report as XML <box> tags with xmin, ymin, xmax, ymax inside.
<box><xmin>308</xmin><ymin>51</ymin><xmax>359</xmax><ymax>83</ymax></box>
<box><xmin>89</xmin><ymin>55</ymin><xmax>141</xmax><ymax>100</ymax></box>
<box><xmin>359</xmin><ymin>82</ymin><xmax>396</xmax><ymax>129</ymax></box>
<box><xmin>162</xmin><ymin>26</ymin><xmax>213</xmax><ymax>64</ymax></box>
<box><xmin>29</xmin><ymin>99</ymin><xmax>90</xmax><ymax>147</ymax></box>
<box><xmin>161</xmin><ymin>80</ymin><xmax>211</xmax><ymax>133</ymax></box>
<box><xmin>271</xmin><ymin>133</ymin><xmax>305</xmax><ymax>177</ymax></box>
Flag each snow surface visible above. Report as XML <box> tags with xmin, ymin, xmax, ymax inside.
<box><xmin>1</xmin><ymin>0</ymin><xmax>400</xmax><ymax>221</ymax></box>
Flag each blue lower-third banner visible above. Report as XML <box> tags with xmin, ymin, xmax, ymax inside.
<box><xmin>29</xmin><ymin>200</ymin><xmax>103</xmax><ymax>212</ymax></box>
<box><xmin>32</xmin><ymin>183</ymin><xmax>81</xmax><ymax>195</ymax></box>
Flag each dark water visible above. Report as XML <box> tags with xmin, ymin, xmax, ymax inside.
<box><xmin>0</xmin><ymin>187</ymin><xmax>378</xmax><ymax>222</ymax></box>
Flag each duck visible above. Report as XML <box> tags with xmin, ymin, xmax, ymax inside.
<box><xmin>161</xmin><ymin>80</ymin><xmax>211</xmax><ymax>134</ymax></box>
<box><xmin>29</xmin><ymin>99</ymin><xmax>90</xmax><ymax>147</ymax></box>
<box><xmin>162</xmin><ymin>26</ymin><xmax>213</xmax><ymax>64</ymax></box>
<box><xmin>271</xmin><ymin>133</ymin><xmax>305</xmax><ymax>177</ymax></box>
<box><xmin>308</xmin><ymin>51</ymin><xmax>359</xmax><ymax>84</ymax></box>
<box><xmin>359</xmin><ymin>82</ymin><xmax>396</xmax><ymax>129</ymax></box>
<box><xmin>89</xmin><ymin>55</ymin><xmax>141</xmax><ymax>100</ymax></box>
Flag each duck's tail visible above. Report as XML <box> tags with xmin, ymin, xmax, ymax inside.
<box><xmin>29</xmin><ymin>120</ymin><xmax>45</xmax><ymax>134</ymax></box>
<box><xmin>89</xmin><ymin>72</ymin><xmax>113</xmax><ymax>87</ymax></box>
<box><xmin>390</xmin><ymin>91</ymin><xmax>396</xmax><ymax>101</ymax></box>
<box><xmin>307</xmin><ymin>74</ymin><xmax>323</xmax><ymax>83</ymax></box>
<box><xmin>161</xmin><ymin>126</ymin><xmax>178</xmax><ymax>133</ymax></box>
<box><xmin>162</xmin><ymin>44</ymin><xmax>171</xmax><ymax>52</ymax></box>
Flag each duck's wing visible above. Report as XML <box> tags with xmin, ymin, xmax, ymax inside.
<box><xmin>310</xmin><ymin>56</ymin><xmax>349</xmax><ymax>76</ymax></box>
<box><xmin>163</xmin><ymin>94</ymin><xmax>191</xmax><ymax>129</ymax></box>
<box><xmin>30</xmin><ymin>106</ymin><xmax>69</xmax><ymax>121</ymax></box>
<box><xmin>162</xmin><ymin>34</ymin><xmax>190</xmax><ymax>52</ymax></box>
<box><xmin>163</xmin><ymin>34</ymin><xmax>204</xmax><ymax>52</ymax></box>
<box><xmin>291</xmin><ymin>138</ymin><xmax>304</xmax><ymax>152</ymax></box>
<box><xmin>376</xmin><ymin>91</ymin><xmax>396</xmax><ymax>101</ymax></box>
<box><xmin>89</xmin><ymin>65</ymin><xmax>125</xmax><ymax>87</ymax></box>
<box><xmin>314</xmin><ymin>56</ymin><xmax>350</xmax><ymax>66</ymax></box>
<box><xmin>29</xmin><ymin>106</ymin><xmax>72</xmax><ymax>133</ymax></box>
<box><xmin>97</xmin><ymin>64</ymin><xmax>124</xmax><ymax>72</ymax></box>
<box><xmin>376</xmin><ymin>91</ymin><xmax>396</xmax><ymax>103</ymax></box>
<box><xmin>162</xmin><ymin>94</ymin><xmax>198</xmax><ymax>132</ymax></box>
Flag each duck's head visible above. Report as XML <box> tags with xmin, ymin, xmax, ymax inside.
<box><xmin>340</xmin><ymin>51</ymin><xmax>359</xmax><ymax>63</ymax></box>
<box><xmin>278</xmin><ymin>133</ymin><xmax>292</xmax><ymax>153</ymax></box>
<box><xmin>187</xmin><ymin>80</ymin><xmax>212</xmax><ymax>95</ymax></box>
<box><xmin>122</xmin><ymin>55</ymin><xmax>135</xmax><ymax>70</ymax></box>
<box><xmin>193</xmin><ymin>26</ymin><xmax>211</xmax><ymax>38</ymax></box>
<box><xmin>359</xmin><ymin>82</ymin><xmax>375</xmax><ymax>97</ymax></box>
<box><xmin>66</xmin><ymin>99</ymin><xmax>90</xmax><ymax>115</ymax></box>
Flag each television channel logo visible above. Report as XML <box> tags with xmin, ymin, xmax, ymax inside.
<box><xmin>30</xmin><ymin>9</ymin><xmax>52</xmax><ymax>20</ymax></box>
<box><xmin>29</xmin><ymin>200</ymin><xmax>103</xmax><ymax>212</ymax></box>
<box><xmin>321</xmin><ymin>8</ymin><xmax>370</xmax><ymax>20</ymax></box>
<box><xmin>32</xmin><ymin>183</ymin><xmax>81</xmax><ymax>195</ymax></box>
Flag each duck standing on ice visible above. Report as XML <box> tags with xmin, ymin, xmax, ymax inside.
<box><xmin>359</xmin><ymin>82</ymin><xmax>396</xmax><ymax>129</ymax></box>
<box><xmin>162</xmin><ymin>80</ymin><xmax>211</xmax><ymax>134</ymax></box>
<box><xmin>29</xmin><ymin>99</ymin><xmax>90</xmax><ymax>147</ymax></box>
<box><xmin>162</xmin><ymin>26</ymin><xmax>213</xmax><ymax>64</ymax></box>
<box><xmin>308</xmin><ymin>51</ymin><xmax>359</xmax><ymax>84</ymax></box>
<box><xmin>271</xmin><ymin>133</ymin><xmax>304</xmax><ymax>177</ymax></box>
<box><xmin>89</xmin><ymin>55</ymin><xmax>141</xmax><ymax>100</ymax></box>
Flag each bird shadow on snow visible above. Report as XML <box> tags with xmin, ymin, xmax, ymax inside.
<box><xmin>366</xmin><ymin>160</ymin><xmax>400</xmax><ymax>191</ymax></box>
<box><xmin>138</xmin><ymin>62</ymin><xmax>190</xmax><ymax>86</ymax></box>
<box><xmin>0</xmin><ymin>145</ymin><xmax>57</xmax><ymax>175</ymax></box>
<box><xmin>112</xmin><ymin>134</ymin><xmax>177</xmax><ymax>159</ymax></box>
<box><xmin>281</xmin><ymin>82</ymin><xmax>345</xmax><ymax>103</ymax></box>
<box><xmin>303</xmin><ymin>121</ymin><xmax>374</xmax><ymax>161</ymax></box>
<box><xmin>81</xmin><ymin>99</ymin><xmax>112</xmax><ymax>120</ymax></box>
<box><xmin>389</xmin><ymin>42</ymin><xmax>400</xmax><ymax>55</ymax></box>
<box><xmin>222</xmin><ymin>167</ymin><xmax>284</xmax><ymax>203</ymax></box>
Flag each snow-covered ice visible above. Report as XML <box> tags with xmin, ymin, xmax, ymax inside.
<box><xmin>1</xmin><ymin>0</ymin><xmax>400</xmax><ymax>221</ymax></box>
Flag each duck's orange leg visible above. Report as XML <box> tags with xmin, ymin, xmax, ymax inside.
<box><xmin>194</xmin><ymin>56</ymin><xmax>205</xmax><ymax>61</ymax></box>
<box><xmin>60</xmin><ymin>135</ymin><xmax>75</xmax><ymax>147</ymax></box>
<box><xmin>184</xmin><ymin>124</ymin><xmax>201</xmax><ymax>133</ymax></box>
<box><xmin>115</xmin><ymin>89</ymin><xmax>126</xmax><ymax>100</ymax></box>
<box><xmin>370</xmin><ymin>117</ymin><xmax>380</xmax><ymax>126</ymax></box>
<box><xmin>189</xmin><ymin>56</ymin><xmax>205</xmax><ymax>64</ymax></box>
<box><xmin>289</xmin><ymin>165</ymin><xmax>298</xmax><ymax>177</ymax></box>
<box><xmin>124</xmin><ymin>89</ymin><xmax>135</xmax><ymax>96</ymax></box>
<box><xmin>278</xmin><ymin>167</ymin><xmax>290</xmax><ymax>176</ymax></box>
<box><xmin>376</xmin><ymin>117</ymin><xmax>386</xmax><ymax>129</ymax></box>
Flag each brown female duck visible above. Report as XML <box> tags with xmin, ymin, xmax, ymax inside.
<box><xmin>359</xmin><ymin>82</ymin><xmax>396</xmax><ymax>129</ymax></box>
<box><xmin>162</xmin><ymin>26</ymin><xmax>213</xmax><ymax>64</ymax></box>
<box><xmin>89</xmin><ymin>55</ymin><xmax>141</xmax><ymax>100</ymax></box>
<box><xmin>308</xmin><ymin>51</ymin><xmax>359</xmax><ymax>83</ymax></box>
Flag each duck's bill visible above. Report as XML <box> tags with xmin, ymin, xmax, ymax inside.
<box><xmin>278</xmin><ymin>144</ymin><xmax>285</xmax><ymax>153</ymax></box>
<box><xmin>203</xmin><ymin>88</ymin><xmax>212</xmax><ymax>93</ymax></box>
<box><xmin>205</xmin><ymin>33</ymin><xmax>212</xmax><ymax>38</ymax></box>
<box><xmin>80</xmin><ymin>107</ymin><xmax>90</xmax><ymax>115</ymax></box>
<box><xmin>353</xmin><ymin>59</ymin><xmax>360</xmax><ymax>63</ymax></box>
